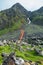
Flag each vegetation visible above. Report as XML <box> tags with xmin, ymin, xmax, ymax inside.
<box><xmin>0</xmin><ymin>44</ymin><xmax>43</xmax><ymax>65</ymax></box>
<box><xmin>30</xmin><ymin>7</ymin><xmax>43</xmax><ymax>26</ymax></box>
<box><xmin>0</xmin><ymin>3</ymin><xmax>43</xmax><ymax>65</ymax></box>
<box><xmin>0</xmin><ymin>3</ymin><xmax>27</xmax><ymax>36</ymax></box>
<box><xmin>0</xmin><ymin>17</ymin><xmax>26</xmax><ymax>36</ymax></box>
<box><xmin>0</xmin><ymin>3</ymin><xmax>43</xmax><ymax>36</ymax></box>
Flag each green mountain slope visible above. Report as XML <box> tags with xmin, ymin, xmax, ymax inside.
<box><xmin>0</xmin><ymin>23</ymin><xmax>43</xmax><ymax>40</ymax></box>
<box><xmin>0</xmin><ymin>3</ymin><xmax>28</xmax><ymax>36</ymax></box>
<box><xmin>0</xmin><ymin>3</ymin><xmax>43</xmax><ymax>38</ymax></box>
<box><xmin>30</xmin><ymin>7</ymin><xmax>43</xmax><ymax>26</ymax></box>
<box><xmin>0</xmin><ymin>3</ymin><xmax>27</xmax><ymax>30</ymax></box>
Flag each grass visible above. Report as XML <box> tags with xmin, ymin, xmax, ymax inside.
<box><xmin>0</xmin><ymin>45</ymin><xmax>13</xmax><ymax>64</ymax></box>
<box><xmin>0</xmin><ymin>18</ymin><xmax>25</xmax><ymax>36</ymax></box>
<box><xmin>0</xmin><ymin>44</ymin><xmax>43</xmax><ymax>65</ymax></box>
<box><xmin>25</xmin><ymin>24</ymin><xmax>43</xmax><ymax>34</ymax></box>
<box><xmin>0</xmin><ymin>23</ymin><xmax>43</xmax><ymax>40</ymax></box>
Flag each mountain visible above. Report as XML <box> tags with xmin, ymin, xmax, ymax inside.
<box><xmin>0</xmin><ymin>3</ymin><xmax>43</xmax><ymax>39</ymax></box>
<box><xmin>12</xmin><ymin>3</ymin><xmax>29</xmax><ymax>16</ymax></box>
<box><xmin>30</xmin><ymin>7</ymin><xmax>43</xmax><ymax>25</ymax></box>
<box><xmin>0</xmin><ymin>3</ymin><xmax>29</xmax><ymax>30</ymax></box>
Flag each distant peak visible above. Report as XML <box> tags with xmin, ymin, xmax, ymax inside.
<box><xmin>12</xmin><ymin>3</ymin><xmax>22</xmax><ymax>8</ymax></box>
<box><xmin>15</xmin><ymin>3</ymin><xmax>20</xmax><ymax>5</ymax></box>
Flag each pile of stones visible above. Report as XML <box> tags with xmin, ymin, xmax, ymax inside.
<box><xmin>1</xmin><ymin>52</ymin><xmax>39</xmax><ymax>65</ymax></box>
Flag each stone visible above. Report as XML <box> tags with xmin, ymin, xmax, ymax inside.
<box><xmin>15</xmin><ymin>57</ymin><xmax>25</xmax><ymax>65</ymax></box>
<box><xmin>0</xmin><ymin>41</ymin><xmax>4</xmax><ymax>46</ymax></box>
<box><xmin>1</xmin><ymin>53</ymin><xmax>7</xmax><ymax>57</ymax></box>
<box><xmin>40</xmin><ymin>51</ymin><xmax>43</xmax><ymax>56</ymax></box>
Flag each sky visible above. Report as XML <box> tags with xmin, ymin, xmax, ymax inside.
<box><xmin>0</xmin><ymin>0</ymin><xmax>43</xmax><ymax>11</ymax></box>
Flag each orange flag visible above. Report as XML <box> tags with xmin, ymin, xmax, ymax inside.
<box><xmin>19</xmin><ymin>29</ymin><xmax>24</xmax><ymax>41</ymax></box>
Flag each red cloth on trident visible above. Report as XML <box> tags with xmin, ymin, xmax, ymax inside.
<box><xmin>19</xmin><ymin>29</ymin><xmax>24</xmax><ymax>41</ymax></box>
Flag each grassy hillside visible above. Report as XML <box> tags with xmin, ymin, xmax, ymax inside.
<box><xmin>0</xmin><ymin>23</ymin><xmax>43</xmax><ymax>40</ymax></box>
<box><xmin>30</xmin><ymin>7</ymin><xmax>43</xmax><ymax>26</ymax></box>
<box><xmin>0</xmin><ymin>3</ymin><xmax>43</xmax><ymax>38</ymax></box>
<box><xmin>25</xmin><ymin>24</ymin><xmax>43</xmax><ymax>34</ymax></box>
<box><xmin>0</xmin><ymin>18</ymin><xmax>26</xmax><ymax>36</ymax></box>
<box><xmin>0</xmin><ymin>3</ymin><xmax>27</xmax><ymax>34</ymax></box>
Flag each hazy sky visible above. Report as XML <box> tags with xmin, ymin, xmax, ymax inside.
<box><xmin>0</xmin><ymin>0</ymin><xmax>43</xmax><ymax>11</ymax></box>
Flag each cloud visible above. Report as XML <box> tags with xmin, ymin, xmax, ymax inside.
<box><xmin>0</xmin><ymin>0</ymin><xmax>43</xmax><ymax>11</ymax></box>
<box><xmin>17</xmin><ymin>0</ymin><xmax>43</xmax><ymax>11</ymax></box>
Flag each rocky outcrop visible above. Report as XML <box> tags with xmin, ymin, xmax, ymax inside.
<box><xmin>35</xmin><ymin>48</ymin><xmax>43</xmax><ymax>56</ymax></box>
<box><xmin>2</xmin><ymin>52</ymin><xmax>25</xmax><ymax>65</ymax></box>
<box><xmin>0</xmin><ymin>41</ymin><xmax>4</xmax><ymax>46</ymax></box>
<box><xmin>2</xmin><ymin>52</ymin><xmax>38</xmax><ymax>65</ymax></box>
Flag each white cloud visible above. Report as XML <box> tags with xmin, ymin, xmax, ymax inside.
<box><xmin>17</xmin><ymin>0</ymin><xmax>43</xmax><ymax>11</ymax></box>
<box><xmin>0</xmin><ymin>0</ymin><xmax>43</xmax><ymax>11</ymax></box>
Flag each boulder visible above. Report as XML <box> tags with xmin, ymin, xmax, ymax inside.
<box><xmin>40</xmin><ymin>50</ymin><xmax>43</xmax><ymax>56</ymax></box>
<box><xmin>15</xmin><ymin>57</ymin><xmax>25</xmax><ymax>65</ymax></box>
<box><xmin>24</xmin><ymin>62</ymin><xmax>30</xmax><ymax>65</ymax></box>
<box><xmin>1</xmin><ymin>53</ymin><xmax>7</xmax><ymax>57</ymax></box>
<box><xmin>0</xmin><ymin>41</ymin><xmax>4</xmax><ymax>46</ymax></box>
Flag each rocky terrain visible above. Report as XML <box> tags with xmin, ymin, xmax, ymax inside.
<box><xmin>0</xmin><ymin>3</ymin><xmax>43</xmax><ymax>65</ymax></box>
<box><xmin>0</xmin><ymin>3</ymin><xmax>43</xmax><ymax>38</ymax></box>
<box><xmin>0</xmin><ymin>39</ymin><xmax>43</xmax><ymax>65</ymax></box>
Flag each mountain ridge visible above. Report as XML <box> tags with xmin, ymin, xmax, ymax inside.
<box><xmin>29</xmin><ymin>6</ymin><xmax>43</xmax><ymax>25</ymax></box>
<box><xmin>0</xmin><ymin>3</ymin><xmax>43</xmax><ymax>37</ymax></box>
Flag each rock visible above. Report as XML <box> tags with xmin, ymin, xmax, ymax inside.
<box><xmin>35</xmin><ymin>48</ymin><xmax>43</xmax><ymax>56</ymax></box>
<box><xmin>31</xmin><ymin>62</ymin><xmax>38</xmax><ymax>65</ymax></box>
<box><xmin>9</xmin><ymin>52</ymin><xmax>15</xmax><ymax>57</ymax></box>
<box><xmin>40</xmin><ymin>50</ymin><xmax>43</xmax><ymax>56</ymax></box>
<box><xmin>26</xmin><ymin>48</ymin><xmax>31</xmax><ymax>51</ymax></box>
<box><xmin>24</xmin><ymin>62</ymin><xmax>30</xmax><ymax>65</ymax></box>
<box><xmin>2</xmin><ymin>53</ymin><xmax>15</xmax><ymax>65</ymax></box>
<box><xmin>15</xmin><ymin>57</ymin><xmax>25</xmax><ymax>65</ymax></box>
<box><xmin>29</xmin><ymin>60</ymin><xmax>32</xmax><ymax>63</ymax></box>
<box><xmin>3</xmin><ymin>40</ymin><xmax>7</xmax><ymax>44</ymax></box>
<box><xmin>1</xmin><ymin>53</ymin><xmax>7</xmax><ymax>57</ymax></box>
<box><xmin>35</xmin><ymin>62</ymin><xmax>38</xmax><ymax>65</ymax></box>
<box><xmin>0</xmin><ymin>41</ymin><xmax>4</xmax><ymax>46</ymax></box>
<box><xmin>2</xmin><ymin>52</ymin><xmax>39</xmax><ymax>65</ymax></box>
